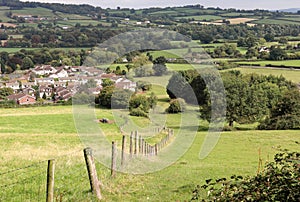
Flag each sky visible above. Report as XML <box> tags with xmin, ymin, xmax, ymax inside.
<box><xmin>21</xmin><ymin>0</ymin><xmax>300</xmax><ymax>10</ymax></box>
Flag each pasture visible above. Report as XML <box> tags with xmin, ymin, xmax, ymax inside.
<box><xmin>232</xmin><ymin>66</ymin><xmax>300</xmax><ymax>83</ymax></box>
<box><xmin>0</xmin><ymin>98</ymin><xmax>299</xmax><ymax>201</ymax></box>
<box><xmin>236</xmin><ymin>59</ymin><xmax>300</xmax><ymax>68</ymax></box>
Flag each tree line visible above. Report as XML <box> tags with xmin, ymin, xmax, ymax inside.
<box><xmin>167</xmin><ymin>69</ymin><xmax>300</xmax><ymax>130</ymax></box>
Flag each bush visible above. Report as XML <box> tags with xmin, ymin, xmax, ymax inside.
<box><xmin>192</xmin><ymin>150</ymin><xmax>300</xmax><ymax>201</ymax></box>
<box><xmin>129</xmin><ymin>106</ymin><xmax>148</xmax><ymax>117</ymax></box>
<box><xmin>166</xmin><ymin>98</ymin><xmax>186</xmax><ymax>113</ymax></box>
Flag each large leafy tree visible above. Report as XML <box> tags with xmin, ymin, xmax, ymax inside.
<box><xmin>152</xmin><ymin>56</ymin><xmax>168</xmax><ymax>76</ymax></box>
<box><xmin>259</xmin><ymin>89</ymin><xmax>300</xmax><ymax>130</ymax></box>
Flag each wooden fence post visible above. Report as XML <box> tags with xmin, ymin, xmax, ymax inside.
<box><xmin>138</xmin><ymin>135</ymin><xmax>142</xmax><ymax>154</ymax></box>
<box><xmin>141</xmin><ymin>139</ymin><xmax>144</xmax><ymax>155</ymax></box>
<box><xmin>134</xmin><ymin>131</ymin><xmax>138</xmax><ymax>154</ymax></box>
<box><xmin>83</xmin><ymin>148</ymin><xmax>102</xmax><ymax>200</ymax></box>
<box><xmin>46</xmin><ymin>159</ymin><xmax>55</xmax><ymax>202</ymax></box>
<box><xmin>130</xmin><ymin>132</ymin><xmax>133</xmax><ymax>158</ymax></box>
<box><xmin>155</xmin><ymin>144</ymin><xmax>158</xmax><ymax>156</ymax></box>
<box><xmin>121</xmin><ymin>135</ymin><xmax>126</xmax><ymax>166</ymax></box>
<box><xmin>111</xmin><ymin>141</ymin><xmax>117</xmax><ymax>177</ymax></box>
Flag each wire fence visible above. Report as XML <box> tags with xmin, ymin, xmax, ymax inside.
<box><xmin>0</xmin><ymin>160</ymin><xmax>47</xmax><ymax>202</ymax></box>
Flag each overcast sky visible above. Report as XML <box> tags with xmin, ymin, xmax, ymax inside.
<box><xmin>21</xmin><ymin>0</ymin><xmax>300</xmax><ymax>10</ymax></box>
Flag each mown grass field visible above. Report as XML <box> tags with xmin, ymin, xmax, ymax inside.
<box><xmin>0</xmin><ymin>105</ymin><xmax>299</xmax><ymax>201</ymax></box>
<box><xmin>236</xmin><ymin>59</ymin><xmax>300</xmax><ymax>67</ymax></box>
<box><xmin>232</xmin><ymin>67</ymin><xmax>300</xmax><ymax>83</ymax></box>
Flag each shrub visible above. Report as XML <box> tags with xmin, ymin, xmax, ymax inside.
<box><xmin>192</xmin><ymin>149</ymin><xmax>300</xmax><ymax>201</ymax></box>
<box><xmin>166</xmin><ymin>98</ymin><xmax>186</xmax><ymax>113</ymax></box>
<box><xmin>129</xmin><ymin>105</ymin><xmax>148</xmax><ymax>117</ymax></box>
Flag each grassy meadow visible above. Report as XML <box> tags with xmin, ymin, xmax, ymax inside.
<box><xmin>1</xmin><ymin>87</ymin><xmax>300</xmax><ymax>201</ymax></box>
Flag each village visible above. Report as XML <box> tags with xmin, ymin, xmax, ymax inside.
<box><xmin>0</xmin><ymin>65</ymin><xmax>136</xmax><ymax>105</ymax></box>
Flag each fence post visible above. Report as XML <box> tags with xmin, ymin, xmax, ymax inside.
<box><xmin>130</xmin><ymin>132</ymin><xmax>133</xmax><ymax>158</ymax></box>
<box><xmin>121</xmin><ymin>135</ymin><xmax>126</xmax><ymax>166</ymax></box>
<box><xmin>111</xmin><ymin>141</ymin><xmax>117</xmax><ymax>177</ymax></box>
<box><xmin>138</xmin><ymin>135</ymin><xmax>142</xmax><ymax>154</ymax></box>
<box><xmin>155</xmin><ymin>144</ymin><xmax>158</xmax><ymax>156</ymax></box>
<box><xmin>46</xmin><ymin>159</ymin><xmax>55</xmax><ymax>202</ymax></box>
<box><xmin>141</xmin><ymin>139</ymin><xmax>144</xmax><ymax>155</ymax></box>
<box><xmin>83</xmin><ymin>148</ymin><xmax>102</xmax><ymax>200</ymax></box>
<box><xmin>134</xmin><ymin>131</ymin><xmax>138</xmax><ymax>155</ymax></box>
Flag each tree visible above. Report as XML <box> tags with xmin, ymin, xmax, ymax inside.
<box><xmin>200</xmin><ymin>71</ymin><xmax>269</xmax><ymax>127</ymax></box>
<box><xmin>21</xmin><ymin>57</ymin><xmax>34</xmax><ymax>70</ymax></box>
<box><xmin>199</xmin><ymin>32</ymin><xmax>214</xmax><ymax>44</ymax></box>
<box><xmin>129</xmin><ymin>94</ymin><xmax>150</xmax><ymax>113</ymax></box>
<box><xmin>101</xmin><ymin>78</ymin><xmax>114</xmax><ymax>88</ymax></box>
<box><xmin>166</xmin><ymin>98</ymin><xmax>186</xmax><ymax>113</ymax></box>
<box><xmin>258</xmin><ymin>89</ymin><xmax>300</xmax><ymax>130</ymax></box>
<box><xmin>264</xmin><ymin>33</ymin><xmax>274</xmax><ymax>42</ymax></box>
<box><xmin>97</xmin><ymin>85</ymin><xmax>115</xmax><ymax>108</ymax></box>
<box><xmin>152</xmin><ymin>56</ymin><xmax>168</xmax><ymax>76</ymax></box>
<box><xmin>134</xmin><ymin>64</ymin><xmax>153</xmax><ymax>77</ymax></box>
<box><xmin>0</xmin><ymin>87</ymin><xmax>13</xmax><ymax>99</ymax></box>
<box><xmin>148</xmin><ymin>92</ymin><xmax>158</xmax><ymax>109</ymax></box>
<box><xmin>111</xmin><ymin>89</ymin><xmax>132</xmax><ymax>109</ymax></box>
<box><xmin>278</xmin><ymin>37</ymin><xmax>288</xmax><ymax>44</ymax></box>
<box><xmin>0</xmin><ymin>60</ymin><xmax>5</xmax><ymax>74</ymax></box>
<box><xmin>167</xmin><ymin>70</ymin><xmax>199</xmax><ymax>104</ymax></box>
<box><xmin>269</xmin><ymin>47</ymin><xmax>287</xmax><ymax>60</ymax></box>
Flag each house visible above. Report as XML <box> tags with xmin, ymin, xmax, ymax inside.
<box><xmin>88</xmin><ymin>86</ymin><xmax>102</xmax><ymax>95</ymax></box>
<box><xmin>7</xmin><ymin>93</ymin><xmax>36</xmax><ymax>105</ymax></box>
<box><xmin>49</xmin><ymin>67</ymin><xmax>68</xmax><ymax>78</ymax></box>
<box><xmin>33</xmin><ymin>65</ymin><xmax>57</xmax><ymax>76</ymax></box>
<box><xmin>39</xmin><ymin>85</ymin><xmax>53</xmax><ymax>98</ymax></box>
<box><xmin>22</xmin><ymin>87</ymin><xmax>36</xmax><ymax>97</ymax></box>
<box><xmin>115</xmin><ymin>78</ymin><xmax>136</xmax><ymax>91</ymax></box>
<box><xmin>21</xmin><ymin>82</ymin><xmax>35</xmax><ymax>89</ymax></box>
<box><xmin>35</xmin><ymin>78</ymin><xmax>55</xmax><ymax>85</ymax></box>
<box><xmin>53</xmin><ymin>86</ymin><xmax>72</xmax><ymax>101</ymax></box>
<box><xmin>259</xmin><ymin>46</ymin><xmax>270</xmax><ymax>53</ymax></box>
<box><xmin>5</xmin><ymin>81</ymin><xmax>20</xmax><ymax>92</ymax></box>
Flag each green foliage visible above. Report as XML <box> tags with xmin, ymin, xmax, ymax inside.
<box><xmin>259</xmin><ymin>89</ymin><xmax>300</xmax><ymax>130</ymax></box>
<box><xmin>193</xmin><ymin>150</ymin><xmax>300</xmax><ymax>201</ymax></box>
<box><xmin>137</xmin><ymin>80</ymin><xmax>152</xmax><ymax>91</ymax></box>
<box><xmin>153</xmin><ymin>56</ymin><xmax>168</xmax><ymax>76</ymax></box>
<box><xmin>148</xmin><ymin>92</ymin><xmax>158</xmax><ymax>109</ymax></box>
<box><xmin>0</xmin><ymin>87</ymin><xmax>13</xmax><ymax>99</ymax></box>
<box><xmin>101</xmin><ymin>78</ymin><xmax>114</xmax><ymax>88</ymax></box>
<box><xmin>97</xmin><ymin>85</ymin><xmax>115</xmax><ymax>108</ymax></box>
<box><xmin>129</xmin><ymin>94</ymin><xmax>150</xmax><ymax>113</ymax></box>
<box><xmin>111</xmin><ymin>89</ymin><xmax>132</xmax><ymax>109</ymax></box>
<box><xmin>129</xmin><ymin>105</ymin><xmax>148</xmax><ymax>117</ymax></box>
<box><xmin>166</xmin><ymin>98</ymin><xmax>186</xmax><ymax>113</ymax></box>
<box><xmin>134</xmin><ymin>64</ymin><xmax>154</xmax><ymax>77</ymax></box>
<box><xmin>269</xmin><ymin>47</ymin><xmax>287</xmax><ymax>60</ymax></box>
<box><xmin>167</xmin><ymin>69</ymin><xmax>199</xmax><ymax>104</ymax></box>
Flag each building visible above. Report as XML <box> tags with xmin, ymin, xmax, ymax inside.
<box><xmin>7</xmin><ymin>93</ymin><xmax>36</xmax><ymax>105</ymax></box>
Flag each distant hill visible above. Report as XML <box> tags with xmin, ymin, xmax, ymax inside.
<box><xmin>279</xmin><ymin>8</ymin><xmax>300</xmax><ymax>13</ymax></box>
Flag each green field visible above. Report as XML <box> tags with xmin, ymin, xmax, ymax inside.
<box><xmin>236</xmin><ymin>59</ymin><xmax>300</xmax><ymax>67</ymax></box>
<box><xmin>0</xmin><ymin>47</ymin><xmax>91</xmax><ymax>53</ymax></box>
<box><xmin>175</xmin><ymin>15</ymin><xmax>223</xmax><ymax>21</ymax></box>
<box><xmin>0</xmin><ymin>105</ymin><xmax>299</xmax><ymax>201</ymax></box>
<box><xmin>10</xmin><ymin>7</ymin><xmax>56</xmax><ymax>18</ymax></box>
<box><xmin>232</xmin><ymin>67</ymin><xmax>300</xmax><ymax>83</ymax></box>
<box><xmin>220</xmin><ymin>12</ymin><xmax>255</xmax><ymax>17</ymax></box>
<box><xmin>253</xmin><ymin>18</ymin><xmax>300</xmax><ymax>25</ymax></box>
<box><xmin>0</xmin><ymin>10</ymin><xmax>15</xmax><ymax>22</ymax></box>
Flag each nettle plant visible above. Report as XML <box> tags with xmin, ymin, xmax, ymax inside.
<box><xmin>192</xmin><ymin>149</ymin><xmax>300</xmax><ymax>201</ymax></box>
